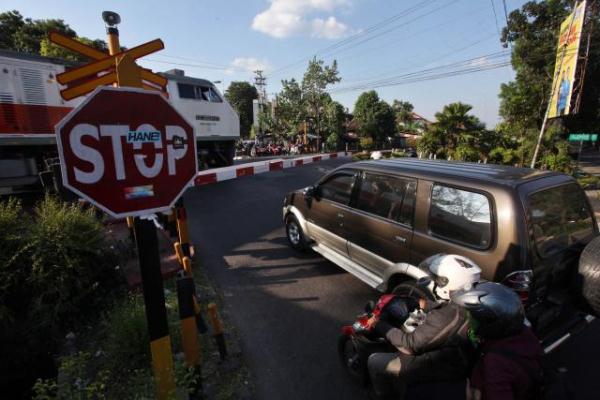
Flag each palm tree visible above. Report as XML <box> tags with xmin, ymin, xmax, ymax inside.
<box><xmin>434</xmin><ymin>102</ymin><xmax>482</xmax><ymax>151</ymax></box>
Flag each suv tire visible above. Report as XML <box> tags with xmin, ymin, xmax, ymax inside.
<box><xmin>579</xmin><ymin>236</ymin><xmax>600</xmax><ymax>316</ymax></box>
<box><xmin>391</xmin><ymin>281</ymin><xmax>435</xmax><ymax>301</ymax></box>
<box><xmin>286</xmin><ymin>215</ymin><xmax>309</xmax><ymax>251</ymax></box>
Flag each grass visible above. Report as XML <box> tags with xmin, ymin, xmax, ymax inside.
<box><xmin>32</xmin><ymin>254</ymin><xmax>254</xmax><ymax>399</ymax></box>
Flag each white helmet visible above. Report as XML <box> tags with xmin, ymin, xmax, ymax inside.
<box><xmin>421</xmin><ymin>254</ymin><xmax>481</xmax><ymax>301</ymax></box>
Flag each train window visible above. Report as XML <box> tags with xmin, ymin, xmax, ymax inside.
<box><xmin>177</xmin><ymin>83</ymin><xmax>222</xmax><ymax>102</ymax></box>
<box><xmin>178</xmin><ymin>83</ymin><xmax>196</xmax><ymax>99</ymax></box>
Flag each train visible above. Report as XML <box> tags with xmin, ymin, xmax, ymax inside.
<box><xmin>0</xmin><ymin>49</ymin><xmax>240</xmax><ymax>195</ymax></box>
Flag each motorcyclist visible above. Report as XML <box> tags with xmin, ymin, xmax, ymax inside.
<box><xmin>451</xmin><ymin>282</ymin><xmax>542</xmax><ymax>400</ymax></box>
<box><xmin>367</xmin><ymin>254</ymin><xmax>481</xmax><ymax>399</ymax></box>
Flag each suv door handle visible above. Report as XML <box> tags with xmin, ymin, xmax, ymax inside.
<box><xmin>393</xmin><ymin>236</ymin><xmax>407</xmax><ymax>243</ymax></box>
<box><xmin>337</xmin><ymin>213</ymin><xmax>344</xmax><ymax>218</ymax></box>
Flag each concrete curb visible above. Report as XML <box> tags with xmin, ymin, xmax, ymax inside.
<box><xmin>194</xmin><ymin>152</ymin><xmax>350</xmax><ymax>186</ymax></box>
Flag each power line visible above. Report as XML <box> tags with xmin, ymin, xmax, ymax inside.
<box><xmin>144</xmin><ymin>58</ymin><xmax>249</xmax><ymax>72</ymax></box>
<box><xmin>490</xmin><ymin>0</ymin><xmax>502</xmax><ymax>38</ymax></box>
<box><xmin>330</xmin><ymin>60</ymin><xmax>511</xmax><ymax>94</ymax></box>
<box><xmin>267</xmin><ymin>0</ymin><xmax>439</xmax><ymax>78</ymax></box>
<box><xmin>318</xmin><ymin>0</ymin><xmax>461</xmax><ymax>61</ymax></box>
<box><xmin>327</xmin><ymin>2</ymin><xmax>492</xmax><ymax>69</ymax></box>
<box><xmin>341</xmin><ymin>31</ymin><xmax>497</xmax><ymax>85</ymax></box>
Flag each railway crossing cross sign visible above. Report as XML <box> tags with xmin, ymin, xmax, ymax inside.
<box><xmin>55</xmin><ymin>86</ymin><xmax>197</xmax><ymax>218</ymax></box>
<box><xmin>48</xmin><ymin>31</ymin><xmax>168</xmax><ymax>100</ymax></box>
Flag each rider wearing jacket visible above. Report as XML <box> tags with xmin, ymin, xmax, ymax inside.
<box><xmin>367</xmin><ymin>254</ymin><xmax>481</xmax><ymax>399</ymax></box>
<box><xmin>451</xmin><ymin>282</ymin><xmax>542</xmax><ymax>400</ymax></box>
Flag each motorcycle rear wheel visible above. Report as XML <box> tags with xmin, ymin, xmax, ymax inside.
<box><xmin>338</xmin><ymin>335</ymin><xmax>369</xmax><ymax>387</ymax></box>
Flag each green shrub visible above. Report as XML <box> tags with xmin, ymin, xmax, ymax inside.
<box><xmin>0</xmin><ymin>195</ymin><xmax>123</xmax><ymax>397</ymax></box>
<box><xmin>325</xmin><ymin>133</ymin><xmax>339</xmax><ymax>152</ymax></box>
<box><xmin>391</xmin><ymin>150</ymin><xmax>407</xmax><ymax>158</ymax></box>
<box><xmin>577</xmin><ymin>174</ymin><xmax>600</xmax><ymax>190</ymax></box>
<box><xmin>0</xmin><ymin>198</ymin><xmax>28</xmax><ymax>325</ymax></box>
<box><xmin>352</xmin><ymin>151</ymin><xmax>372</xmax><ymax>161</ymax></box>
<box><xmin>453</xmin><ymin>145</ymin><xmax>480</xmax><ymax>162</ymax></box>
<box><xmin>359</xmin><ymin>137</ymin><xmax>374</xmax><ymax>151</ymax></box>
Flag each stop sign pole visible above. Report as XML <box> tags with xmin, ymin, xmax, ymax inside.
<box><xmin>107</xmin><ymin>20</ymin><xmax>177</xmax><ymax>399</ymax></box>
<box><xmin>52</xmin><ymin>16</ymin><xmax>183</xmax><ymax>399</ymax></box>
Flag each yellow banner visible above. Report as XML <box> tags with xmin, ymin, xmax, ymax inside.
<box><xmin>548</xmin><ymin>1</ymin><xmax>586</xmax><ymax>118</ymax></box>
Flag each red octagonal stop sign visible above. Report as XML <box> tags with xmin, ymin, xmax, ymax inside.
<box><xmin>56</xmin><ymin>86</ymin><xmax>197</xmax><ymax>218</ymax></box>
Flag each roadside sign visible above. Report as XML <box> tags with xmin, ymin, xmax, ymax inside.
<box><xmin>56</xmin><ymin>86</ymin><xmax>197</xmax><ymax>218</ymax></box>
<box><xmin>568</xmin><ymin>133</ymin><xmax>598</xmax><ymax>142</ymax></box>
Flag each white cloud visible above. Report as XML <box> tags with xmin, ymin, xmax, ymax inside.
<box><xmin>311</xmin><ymin>16</ymin><xmax>348</xmax><ymax>39</ymax></box>
<box><xmin>227</xmin><ymin>57</ymin><xmax>272</xmax><ymax>75</ymax></box>
<box><xmin>252</xmin><ymin>0</ymin><xmax>352</xmax><ymax>39</ymax></box>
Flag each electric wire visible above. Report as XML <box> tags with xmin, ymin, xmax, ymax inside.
<box><xmin>267</xmin><ymin>0</ymin><xmax>443</xmax><ymax>77</ymax></box>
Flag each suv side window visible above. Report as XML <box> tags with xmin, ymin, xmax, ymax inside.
<box><xmin>318</xmin><ymin>173</ymin><xmax>355</xmax><ymax>205</ymax></box>
<box><xmin>429</xmin><ymin>184</ymin><xmax>492</xmax><ymax>248</ymax></box>
<box><xmin>355</xmin><ymin>173</ymin><xmax>417</xmax><ymax>226</ymax></box>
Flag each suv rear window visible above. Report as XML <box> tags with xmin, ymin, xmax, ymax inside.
<box><xmin>527</xmin><ymin>183</ymin><xmax>595</xmax><ymax>258</ymax></box>
<box><xmin>429</xmin><ymin>184</ymin><xmax>492</xmax><ymax>248</ymax></box>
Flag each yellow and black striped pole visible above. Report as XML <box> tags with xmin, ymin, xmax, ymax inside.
<box><xmin>175</xmin><ymin>200</ymin><xmax>191</xmax><ymax>258</ymax></box>
<box><xmin>134</xmin><ymin>218</ymin><xmax>176</xmax><ymax>399</ymax></box>
<box><xmin>177</xmin><ymin>274</ymin><xmax>203</xmax><ymax>398</ymax></box>
<box><xmin>182</xmin><ymin>257</ymin><xmax>208</xmax><ymax>334</ymax></box>
<box><xmin>207</xmin><ymin>303</ymin><xmax>228</xmax><ymax>361</ymax></box>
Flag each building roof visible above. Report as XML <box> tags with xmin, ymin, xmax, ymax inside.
<box><xmin>352</xmin><ymin>158</ymin><xmax>562</xmax><ymax>188</ymax></box>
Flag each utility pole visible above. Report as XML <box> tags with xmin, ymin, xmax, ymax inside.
<box><xmin>254</xmin><ymin>70</ymin><xmax>267</xmax><ymax>137</ymax></box>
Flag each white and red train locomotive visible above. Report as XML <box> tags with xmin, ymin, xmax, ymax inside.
<box><xmin>0</xmin><ymin>49</ymin><xmax>239</xmax><ymax>194</ymax></box>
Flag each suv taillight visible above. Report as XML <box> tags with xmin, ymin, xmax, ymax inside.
<box><xmin>502</xmin><ymin>270</ymin><xmax>533</xmax><ymax>302</ymax></box>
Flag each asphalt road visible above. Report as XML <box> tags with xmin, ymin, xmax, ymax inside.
<box><xmin>184</xmin><ymin>158</ymin><xmax>600</xmax><ymax>400</ymax></box>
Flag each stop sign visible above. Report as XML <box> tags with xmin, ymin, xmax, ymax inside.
<box><xmin>56</xmin><ymin>86</ymin><xmax>197</xmax><ymax>218</ymax></box>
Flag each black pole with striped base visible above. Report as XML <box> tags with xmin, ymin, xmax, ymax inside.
<box><xmin>177</xmin><ymin>274</ymin><xmax>203</xmax><ymax>399</ymax></box>
<box><xmin>175</xmin><ymin>199</ymin><xmax>191</xmax><ymax>258</ymax></box>
<box><xmin>134</xmin><ymin>217</ymin><xmax>176</xmax><ymax>400</ymax></box>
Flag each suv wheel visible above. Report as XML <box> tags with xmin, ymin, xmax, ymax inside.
<box><xmin>391</xmin><ymin>281</ymin><xmax>435</xmax><ymax>301</ymax></box>
<box><xmin>579</xmin><ymin>236</ymin><xmax>600</xmax><ymax>316</ymax></box>
<box><xmin>286</xmin><ymin>215</ymin><xmax>309</xmax><ymax>251</ymax></box>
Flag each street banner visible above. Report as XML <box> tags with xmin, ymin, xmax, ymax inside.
<box><xmin>548</xmin><ymin>1</ymin><xmax>586</xmax><ymax>119</ymax></box>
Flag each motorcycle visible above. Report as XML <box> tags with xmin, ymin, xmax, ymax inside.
<box><xmin>338</xmin><ymin>283</ymin><xmax>430</xmax><ymax>386</ymax></box>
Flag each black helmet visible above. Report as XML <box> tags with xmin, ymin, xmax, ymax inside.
<box><xmin>451</xmin><ymin>282</ymin><xmax>525</xmax><ymax>340</ymax></box>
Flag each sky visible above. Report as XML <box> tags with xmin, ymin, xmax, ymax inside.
<box><xmin>4</xmin><ymin>0</ymin><xmax>531</xmax><ymax>126</ymax></box>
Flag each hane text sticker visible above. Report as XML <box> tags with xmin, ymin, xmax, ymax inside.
<box><xmin>127</xmin><ymin>130</ymin><xmax>161</xmax><ymax>144</ymax></box>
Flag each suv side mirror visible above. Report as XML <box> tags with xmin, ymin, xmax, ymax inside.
<box><xmin>365</xmin><ymin>300</ymin><xmax>375</xmax><ymax>313</ymax></box>
<box><xmin>304</xmin><ymin>185</ymin><xmax>317</xmax><ymax>199</ymax></box>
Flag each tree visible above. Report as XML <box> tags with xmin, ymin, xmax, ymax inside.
<box><xmin>0</xmin><ymin>10</ymin><xmax>108</xmax><ymax>61</ymax></box>
<box><xmin>353</xmin><ymin>91</ymin><xmax>396</xmax><ymax>148</ymax></box>
<box><xmin>417</xmin><ymin>102</ymin><xmax>487</xmax><ymax>161</ymax></box>
<box><xmin>224</xmin><ymin>82</ymin><xmax>258</xmax><ymax>138</ymax></box>
<box><xmin>272</xmin><ymin>78</ymin><xmax>305</xmax><ymax>138</ymax></box>
<box><xmin>0</xmin><ymin>10</ymin><xmax>24</xmax><ymax>49</ymax></box>
<box><xmin>322</xmin><ymin>100</ymin><xmax>346</xmax><ymax>151</ymax></box>
<box><xmin>392</xmin><ymin>100</ymin><xmax>415</xmax><ymax>129</ymax></box>
<box><xmin>302</xmin><ymin>58</ymin><xmax>341</xmax><ymax>141</ymax></box>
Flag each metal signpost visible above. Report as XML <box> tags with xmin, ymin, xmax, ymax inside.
<box><xmin>568</xmin><ymin>133</ymin><xmax>598</xmax><ymax>167</ymax></box>
<box><xmin>51</xmin><ymin>13</ymin><xmax>197</xmax><ymax>399</ymax></box>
